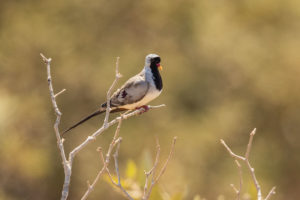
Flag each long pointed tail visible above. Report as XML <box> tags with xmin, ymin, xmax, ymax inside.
<box><xmin>62</xmin><ymin>109</ymin><xmax>104</xmax><ymax>136</ymax></box>
<box><xmin>62</xmin><ymin>108</ymin><xmax>126</xmax><ymax>136</ymax></box>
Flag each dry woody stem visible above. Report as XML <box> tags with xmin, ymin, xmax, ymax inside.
<box><xmin>230</xmin><ymin>160</ymin><xmax>242</xmax><ymax>200</ymax></box>
<box><xmin>142</xmin><ymin>137</ymin><xmax>177</xmax><ymax>200</ymax></box>
<box><xmin>41</xmin><ymin>53</ymin><xmax>172</xmax><ymax>200</ymax></box>
<box><xmin>220</xmin><ymin>128</ymin><xmax>276</xmax><ymax>200</ymax></box>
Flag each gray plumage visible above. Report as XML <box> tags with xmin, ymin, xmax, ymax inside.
<box><xmin>109</xmin><ymin>71</ymin><xmax>150</xmax><ymax>107</ymax></box>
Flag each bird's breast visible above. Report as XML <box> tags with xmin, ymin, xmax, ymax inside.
<box><xmin>119</xmin><ymin>87</ymin><xmax>161</xmax><ymax>110</ymax></box>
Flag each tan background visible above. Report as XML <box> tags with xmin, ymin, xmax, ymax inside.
<box><xmin>0</xmin><ymin>0</ymin><xmax>299</xmax><ymax>199</ymax></box>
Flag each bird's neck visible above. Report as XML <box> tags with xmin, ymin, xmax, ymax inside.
<box><xmin>147</xmin><ymin>63</ymin><xmax>163</xmax><ymax>91</ymax></box>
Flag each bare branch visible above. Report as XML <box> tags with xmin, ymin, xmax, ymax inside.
<box><xmin>236</xmin><ymin>160</ymin><xmax>242</xmax><ymax>200</ymax></box>
<box><xmin>221</xmin><ymin>129</ymin><xmax>276</xmax><ymax>200</ymax></box>
<box><xmin>246</xmin><ymin>159</ymin><xmax>262</xmax><ymax>200</ymax></box>
<box><xmin>81</xmin><ymin>148</ymin><xmax>107</xmax><ymax>200</ymax></box>
<box><xmin>220</xmin><ymin>140</ymin><xmax>246</xmax><ymax>161</ymax></box>
<box><xmin>265</xmin><ymin>187</ymin><xmax>276</xmax><ymax>200</ymax></box>
<box><xmin>154</xmin><ymin>137</ymin><xmax>177</xmax><ymax>183</ymax></box>
<box><xmin>230</xmin><ymin>160</ymin><xmax>242</xmax><ymax>200</ymax></box>
<box><xmin>245</xmin><ymin>128</ymin><xmax>256</xmax><ymax>159</ymax></box>
<box><xmin>230</xmin><ymin>184</ymin><xmax>239</xmax><ymax>196</ymax></box>
<box><xmin>111</xmin><ymin>139</ymin><xmax>134</xmax><ymax>200</ymax></box>
<box><xmin>104</xmin><ymin>57</ymin><xmax>122</xmax><ymax>127</ymax></box>
<box><xmin>142</xmin><ymin>137</ymin><xmax>177</xmax><ymax>200</ymax></box>
<box><xmin>40</xmin><ymin>53</ymin><xmax>70</xmax><ymax>200</ymax></box>
<box><xmin>143</xmin><ymin>138</ymin><xmax>161</xmax><ymax>199</ymax></box>
<box><xmin>54</xmin><ymin>88</ymin><xmax>66</xmax><ymax>98</ymax></box>
<box><xmin>106</xmin><ymin>115</ymin><xmax>123</xmax><ymax>164</ymax></box>
<box><xmin>82</xmin><ymin>116</ymin><xmax>134</xmax><ymax>200</ymax></box>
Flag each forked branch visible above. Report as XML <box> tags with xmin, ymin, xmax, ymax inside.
<box><xmin>221</xmin><ymin>129</ymin><xmax>276</xmax><ymax>200</ymax></box>
<box><xmin>142</xmin><ymin>137</ymin><xmax>177</xmax><ymax>200</ymax></box>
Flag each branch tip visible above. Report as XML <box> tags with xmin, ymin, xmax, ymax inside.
<box><xmin>265</xmin><ymin>186</ymin><xmax>276</xmax><ymax>200</ymax></box>
<box><xmin>54</xmin><ymin>88</ymin><xmax>66</xmax><ymax>98</ymax></box>
<box><xmin>250</xmin><ymin>128</ymin><xmax>256</xmax><ymax>136</ymax></box>
<box><xmin>40</xmin><ymin>53</ymin><xmax>52</xmax><ymax>63</ymax></box>
<box><xmin>173</xmin><ymin>136</ymin><xmax>177</xmax><ymax>142</ymax></box>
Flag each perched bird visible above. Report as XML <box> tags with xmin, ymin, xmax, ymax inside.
<box><xmin>62</xmin><ymin>54</ymin><xmax>163</xmax><ymax>135</ymax></box>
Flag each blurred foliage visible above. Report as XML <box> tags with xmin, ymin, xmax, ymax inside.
<box><xmin>0</xmin><ymin>0</ymin><xmax>300</xmax><ymax>199</ymax></box>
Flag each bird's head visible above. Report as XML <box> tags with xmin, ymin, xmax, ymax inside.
<box><xmin>145</xmin><ymin>54</ymin><xmax>163</xmax><ymax>71</ymax></box>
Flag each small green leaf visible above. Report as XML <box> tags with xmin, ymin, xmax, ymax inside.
<box><xmin>126</xmin><ymin>159</ymin><xmax>137</xmax><ymax>179</ymax></box>
<box><xmin>249</xmin><ymin>181</ymin><xmax>257</xmax><ymax>199</ymax></box>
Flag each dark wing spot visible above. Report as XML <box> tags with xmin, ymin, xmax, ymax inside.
<box><xmin>121</xmin><ymin>90</ymin><xmax>127</xmax><ymax>98</ymax></box>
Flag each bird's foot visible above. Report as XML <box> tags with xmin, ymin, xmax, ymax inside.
<box><xmin>136</xmin><ymin>105</ymin><xmax>149</xmax><ymax>114</ymax></box>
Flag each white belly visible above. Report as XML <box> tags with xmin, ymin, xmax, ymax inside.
<box><xmin>120</xmin><ymin>88</ymin><xmax>162</xmax><ymax>110</ymax></box>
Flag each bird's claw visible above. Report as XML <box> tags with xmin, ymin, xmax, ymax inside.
<box><xmin>136</xmin><ymin>105</ymin><xmax>149</xmax><ymax>114</ymax></box>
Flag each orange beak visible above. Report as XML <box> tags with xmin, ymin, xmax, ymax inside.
<box><xmin>157</xmin><ymin>63</ymin><xmax>163</xmax><ymax>71</ymax></box>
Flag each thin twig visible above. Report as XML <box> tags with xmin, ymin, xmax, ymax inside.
<box><xmin>244</xmin><ymin>129</ymin><xmax>262</xmax><ymax>200</ymax></box>
<box><xmin>82</xmin><ymin>116</ymin><xmax>134</xmax><ymax>200</ymax></box>
<box><xmin>265</xmin><ymin>187</ymin><xmax>276</xmax><ymax>200</ymax></box>
<box><xmin>154</xmin><ymin>137</ymin><xmax>177</xmax><ymax>182</ymax></box>
<box><xmin>106</xmin><ymin>115</ymin><xmax>123</xmax><ymax>164</ymax></box>
<box><xmin>54</xmin><ymin>88</ymin><xmax>67</xmax><ymax>98</ymax></box>
<box><xmin>81</xmin><ymin>148</ymin><xmax>107</xmax><ymax>200</ymax></box>
<box><xmin>112</xmin><ymin>139</ymin><xmax>134</xmax><ymax>200</ymax></box>
<box><xmin>236</xmin><ymin>160</ymin><xmax>242</xmax><ymax>200</ymax></box>
<box><xmin>230</xmin><ymin>184</ymin><xmax>239</xmax><ymax>197</ymax></box>
<box><xmin>221</xmin><ymin>129</ymin><xmax>276</xmax><ymax>200</ymax></box>
<box><xmin>220</xmin><ymin>140</ymin><xmax>246</xmax><ymax>161</ymax></box>
<box><xmin>81</xmin><ymin>118</ymin><xmax>122</xmax><ymax>199</ymax></box>
<box><xmin>230</xmin><ymin>160</ymin><xmax>242</xmax><ymax>200</ymax></box>
<box><xmin>142</xmin><ymin>137</ymin><xmax>177</xmax><ymax>200</ymax></box>
<box><xmin>40</xmin><ymin>53</ymin><xmax>70</xmax><ymax>200</ymax></box>
<box><xmin>104</xmin><ymin>57</ymin><xmax>122</xmax><ymax>127</ymax></box>
<box><xmin>245</xmin><ymin>128</ymin><xmax>256</xmax><ymax>159</ymax></box>
<box><xmin>143</xmin><ymin>138</ymin><xmax>161</xmax><ymax>198</ymax></box>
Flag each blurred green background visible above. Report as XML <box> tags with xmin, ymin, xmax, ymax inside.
<box><xmin>0</xmin><ymin>0</ymin><xmax>300</xmax><ymax>199</ymax></box>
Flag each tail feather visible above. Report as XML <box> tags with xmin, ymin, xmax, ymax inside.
<box><xmin>62</xmin><ymin>109</ymin><xmax>104</xmax><ymax>136</ymax></box>
<box><xmin>62</xmin><ymin>107</ymin><xmax>127</xmax><ymax>136</ymax></box>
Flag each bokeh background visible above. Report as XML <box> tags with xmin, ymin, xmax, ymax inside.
<box><xmin>0</xmin><ymin>0</ymin><xmax>300</xmax><ymax>199</ymax></box>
